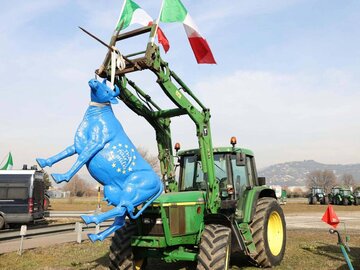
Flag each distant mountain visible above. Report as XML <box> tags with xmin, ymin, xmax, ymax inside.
<box><xmin>77</xmin><ymin>160</ymin><xmax>360</xmax><ymax>188</ymax></box>
<box><xmin>258</xmin><ymin>160</ymin><xmax>360</xmax><ymax>186</ymax></box>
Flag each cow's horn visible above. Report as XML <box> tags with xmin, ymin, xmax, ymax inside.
<box><xmin>113</xmin><ymin>85</ymin><xmax>120</xmax><ymax>96</ymax></box>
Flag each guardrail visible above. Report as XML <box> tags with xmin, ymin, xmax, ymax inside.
<box><xmin>0</xmin><ymin>221</ymin><xmax>112</xmax><ymax>242</ymax></box>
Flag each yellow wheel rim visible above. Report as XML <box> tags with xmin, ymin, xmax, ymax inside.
<box><xmin>267</xmin><ymin>211</ymin><xmax>283</xmax><ymax>256</ymax></box>
<box><xmin>225</xmin><ymin>242</ymin><xmax>230</xmax><ymax>269</ymax></box>
<box><xmin>135</xmin><ymin>259</ymin><xmax>144</xmax><ymax>270</ymax></box>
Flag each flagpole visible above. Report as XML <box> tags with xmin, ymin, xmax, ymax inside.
<box><xmin>0</xmin><ymin>153</ymin><xmax>7</xmax><ymax>168</ymax></box>
<box><xmin>114</xmin><ymin>0</ymin><xmax>127</xmax><ymax>35</ymax></box>
<box><xmin>150</xmin><ymin>0</ymin><xmax>164</xmax><ymax>45</ymax></box>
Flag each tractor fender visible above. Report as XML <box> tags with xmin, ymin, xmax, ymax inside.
<box><xmin>204</xmin><ymin>213</ymin><xmax>245</xmax><ymax>253</ymax></box>
<box><xmin>243</xmin><ymin>187</ymin><xmax>276</xmax><ymax>223</ymax></box>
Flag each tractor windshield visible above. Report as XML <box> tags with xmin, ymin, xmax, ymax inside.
<box><xmin>180</xmin><ymin>153</ymin><xmax>228</xmax><ymax>191</ymax></box>
<box><xmin>313</xmin><ymin>188</ymin><xmax>323</xmax><ymax>194</ymax></box>
<box><xmin>342</xmin><ymin>190</ymin><xmax>351</xmax><ymax>196</ymax></box>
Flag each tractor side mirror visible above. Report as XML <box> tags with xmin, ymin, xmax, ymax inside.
<box><xmin>258</xmin><ymin>177</ymin><xmax>266</xmax><ymax>186</ymax></box>
<box><xmin>236</xmin><ymin>153</ymin><xmax>246</xmax><ymax>166</ymax></box>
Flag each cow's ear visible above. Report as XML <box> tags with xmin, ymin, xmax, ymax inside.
<box><xmin>110</xmin><ymin>97</ymin><xmax>119</xmax><ymax>104</ymax></box>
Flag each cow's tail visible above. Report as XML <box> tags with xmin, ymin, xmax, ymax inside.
<box><xmin>128</xmin><ymin>182</ymin><xmax>164</xmax><ymax>220</ymax></box>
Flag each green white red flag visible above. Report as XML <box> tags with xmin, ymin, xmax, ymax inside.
<box><xmin>160</xmin><ymin>0</ymin><xmax>216</xmax><ymax>64</ymax></box>
<box><xmin>116</xmin><ymin>0</ymin><xmax>170</xmax><ymax>52</ymax></box>
<box><xmin>0</xmin><ymin>152</ymin><xmax>13</xmax><ymax>170</ymax></box>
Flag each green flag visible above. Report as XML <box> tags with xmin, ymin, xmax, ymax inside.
<box><xmin>1</xmin><ymin>152</ymin><xmax>13</xmax><ymax>170</ymax></box>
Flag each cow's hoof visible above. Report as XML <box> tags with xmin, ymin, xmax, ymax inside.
<box><xmin>51</xmin><ymin>173</ymin><xmax>65</xmax><ymax>183</ymax></box>
<box><xmin>36</xmin><ymin>158</ymin><xmax>49</xmax><ymax>168</ymax></box>
<box><xmin>88</xmin><ymin>233</ymin><xmax>100</xmax><ymax>243</ymax></box>
<box><xmin>81</xmin><ymin>215</ymin><xmax>93</xmax><ymax>225</ymax></box>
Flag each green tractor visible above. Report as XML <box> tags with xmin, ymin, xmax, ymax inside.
<box><xmin>353</xmin><ymin>188</ymin><xmax>360</xmax><ymax>205</ymax></box>
<box><xmin>90</xmin><ymin>24</ymin><xmax>286</xmax><ymax>269</ymax></box>
<box><xmin>308</xmin><ymin>187</ymin><xmax>328</xmax><ymax>205</ymax></box>
<box><xmin>329</xmin><ymin>187</ymin><xmax>355</xmax><ymax>205</ymax></box>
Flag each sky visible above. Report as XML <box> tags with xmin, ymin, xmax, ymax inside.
<box><xmin>0</xmin><ymin>0</ymin><xmax>359</xmax><ymax>177</ymax></box>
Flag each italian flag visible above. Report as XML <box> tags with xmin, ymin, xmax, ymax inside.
<box><xmin>0</xmin><ymin>152</ymin><xmax>13</xmax><ymax>170</ymax></box>
<box><xmin>160</xmin><ymin>0</ymin><xmax>216</xmax><ymax>64</ymax></box>
<box><xmin>116</xmin><ymin>0</ymin><xmax>170</xmax><ymax>52</ymax></box>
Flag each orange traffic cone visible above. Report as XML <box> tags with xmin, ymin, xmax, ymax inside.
<box><xmin>321</xmin><ymin>205</ymin><xmax>340</xmax><ymax>228</ymax></box>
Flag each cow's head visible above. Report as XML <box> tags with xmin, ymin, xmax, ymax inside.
<box><xmin>88</xmin><ymin>79</ymin><xmax>120</xmax><ymax>104</ymax></box>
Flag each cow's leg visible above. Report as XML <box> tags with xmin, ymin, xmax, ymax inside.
<box><xmin>87</xmin><ymin>216</ymin><xmax>125</xmax><ymax>242</ymax></box>
<box><xmin>81</xmin><ymin>205</ymin><xmax>126</xmax><ymax>225</ymax></box>
<box><xmin>36</xmin><ymin>145</ymin><xmax>76</xmax><ymax>168</ymax></box>
<box><xmin>51</xmin><ymin>141</ymin><xmax>105</xmax><ymax>183</ymax></box>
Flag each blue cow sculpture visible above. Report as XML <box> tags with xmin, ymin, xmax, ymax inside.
<box><xmin>37</xmin><ymin>79</ymin><xmax>163</xmax><ymax>242</ymax></box>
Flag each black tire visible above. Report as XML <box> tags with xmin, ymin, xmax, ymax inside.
<box><xmin>308</xmin><ymin>196</ymin><xmax>313</xmax><ymax>205</ymax></box>
<box><xmin>324</xmin><ymin>196</ymin><xmax>329</xmax><ymax>205</ymax></box>
<box><xmin>109</xmin><ymin>221</ymin><xmax>144</xmax><ymax>270</ymax></box>
<box><xmin>0</xmin><ymin>216</ymin><xmax>4</xmax><ymax>230</ymax></box>
<box><xmin>249</xmin><ymin>197</ymin><xmax>286</xmax><ymax>267</ymax></box>
<box><xmin>355</xmin><ymin>198</ymin><xmax>360</xmax><ymax>206</ymax></box>
<box><xmin>312</xmin><ymin>196</ymin><xmax>318</xmax><ymax>205</ymax></box>
<box><xmin>197</xmin><ymin>224</ymin><xmax>231</xmax><ymax>270</ymax></box>
<box><xmin>343</xmin><ymin>198</ymin><xmax>348</xmax><ymax>206</ymax></box>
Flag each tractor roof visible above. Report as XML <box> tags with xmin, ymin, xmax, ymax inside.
<box><xmin>178</xmin><ymin>147</ymin><xmax>254</xmax><ymax>157</ymax></box>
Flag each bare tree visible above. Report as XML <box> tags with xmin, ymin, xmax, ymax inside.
<box><xmin>62</xmin><ymin>175</ymin><xmax>89</xmax><ymax>197</ymax></box>
<box><xmin>43</xmin><ymin>171</ymin><xmax>52</xmax><ymax>190</ymax></box>
<box><xmin>137</xmin><ymin>147</ymin><xmax>160</xmax><ymax>175</ymax></box>
<box><xmin>306</xmin><ymin>170</ymin><xmax>337</xmax><ymax>193</ymax></box>
<box><xmin>341</xmin><ymin>174</ymin><xmax>355</xmax><ymax>187</ymax></box>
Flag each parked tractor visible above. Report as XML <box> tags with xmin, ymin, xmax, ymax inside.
<box><xmin>308</xmin><ymin>187</ymin><xmax>328</xmax><ymax>205</ymax></box>
<box><xmin>329</xmin><ymin>187</ymin><xmax>355</xmax><ymax>205</ymax></box>
<box><xmin>85</xmin><ymin>23</ymin><xmax>287</xmax><ymax>269</ymax></box>
<box><xmin>352</xmin><ymin>189</ymin><xmax>360</xmax><ymax>205</ymax></box>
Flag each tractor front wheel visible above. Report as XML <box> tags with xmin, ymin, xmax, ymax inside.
<box><xmin>197</xmin><ymin>224</ymin><xmax>231</xmax><ymax>270</ymax></box>
<box><xmin>343</xmin><ymin>198</ymin><xmax>349</xmax><ymax>206</ymax></box>
<box><xmin>249</xmin><ymin>197</ymin><xmax>286</xmax><ymax>267</ymax></box>
<box><xmin>109</xmin><ymin>221</ymin><xmax>145</xmax><ymax>270</ymax></box>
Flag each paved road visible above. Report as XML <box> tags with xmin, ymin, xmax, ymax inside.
<box><xmin>286</xmin><ymin>211</ymin><xmax>360</xmax><ymax>231</ymax></box>
<box><xmin>0</xmin><ymin>226</ymin><xmax>102</xmax><ymax>254</ymax></box>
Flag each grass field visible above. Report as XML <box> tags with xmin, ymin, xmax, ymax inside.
<box><xmin>0</xmin><ymin>230</ymin><xmax>358</xmax><ymax>269</ymax></box>
<box><xmin>2</xmin><ymin>198</ymin><xmax>356</xmax><ymax>269</ymax></box>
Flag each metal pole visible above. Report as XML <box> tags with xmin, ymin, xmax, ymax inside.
<box><xmin>340</xmin><ymin>244</ymin><xmax>354</xmax><ymax>270</ymax></box>
<box><xmin>18</xmin><ymin>225</ymin><xmax>27</xmax><ymax>255</ymax></box>
<box><xmin>97</xmin><ymin>186</ymin><xmax>101</xmax><ymax>211</ymax></box>
<box><xmin>150</xmin><ymin>0</ymin><xmax>164</xmax><ymax>45</ymax></box>
<box><xmin>75</xmin><ymin>222</ymin><xmax>82</xmax><ymax>244</ymax></box>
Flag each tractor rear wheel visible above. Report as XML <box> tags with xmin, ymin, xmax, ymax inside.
<box><xmin>312</xmin><ymin>196</ymin><xmax>317</xmax><ymax>204</ymax></box>
<box><xmin>308</xmin><ymin>196</ymin><xmax>313</xmax><ymax>205</ymax></box>
<box><xmin>109</xmin><ymin>221</ymin><xmax>145</xmax><ymax>270</ymax></box>
<box><xmin>323</xmin><ymin>196</ymin><xmax>329</xmax><ymax>205</ymax></box>
<box><xmin>197</xmin><ymin>224</ymin><xmax>231</xmax><ymax>270</ymax></box>
<box><xmin>249</xmin><ymin>197</ymin><xmax>286</xmax><ymax>267</ymax></box>
<box><xmin>355</xmin><ymin>198</ymin><xmax>360</xmax><ymax>205</ymax></box>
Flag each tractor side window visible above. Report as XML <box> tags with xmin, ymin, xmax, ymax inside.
<box><xmin>231</xmin><ymin>156</ymin><xmax>247</xmax><ymax>197</ymax></box>
<box><xmin>181</xmin><ymin>156</ymin><xmax>205</xmax><ymax>191</ymax></box>
<box><xmin>246</xmin><ymin>156</ymin><xmax>256</xmax><ymax>186</ymax></box>
<box><xmin>214</xmin><ymin>154</ymin><xmax>228</xmax><ymax>182</ymax></box>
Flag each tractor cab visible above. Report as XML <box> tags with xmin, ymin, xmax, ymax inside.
<box><xmin>311</xmin><ymin>187</ymin><xmax>324</xmax><ymax>196</ymax></box>
<box><xmin>177</xmin><ymin>147</ymin><xmax>258</xmax><ymax>201</ymax></box>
